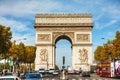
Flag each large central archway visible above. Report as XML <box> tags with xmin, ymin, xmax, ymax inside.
<box><xmin>55</xmin><ymin>35</ymin><xmax>72</xmax><ymax>69</ymax></box>
<box><xmin>34</xmin><ymin>14</ymin><xmax>94</xmax><ymax>71</ymax></box>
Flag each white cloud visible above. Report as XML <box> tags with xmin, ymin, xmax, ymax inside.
<box><xmin>104</xmin><ymin>20</ymin><xmax>117</xmax><ymax>27</ymax></box>
<box><xmin>102</xmin><ymin>5</ymin><xmax>120</xmax><ymax>19</ymax></box>
<box><xmin>0</xmin><ymin>16</ymin><xmax>30</xmax><ymax>32</ymax></box>
<box><xmin>94</xmin><ymin>20</ymin><xmax>117</xmax><ymax>30</ymax></box>
<box><xmin>0</xmin><ymin>16</ymin><xmax>35</xmax><ymax>45</ymax></box>
<box><xmin>0</xmin><ymin>0</ymin><xmax>62</xmax><ymax>17</ymax></box>
<box><xmin>12</xmin><ymin>33</ymin><xmax>35</xmax><ymax>46</ymax></box>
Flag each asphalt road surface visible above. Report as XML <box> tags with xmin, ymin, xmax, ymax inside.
<box><xmin>41</xmin><ymin>73</ymin><xmax>120</xmax><ymax>80</ymax></box>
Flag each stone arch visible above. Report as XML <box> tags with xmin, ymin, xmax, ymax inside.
<box><xmin>52</xmin><ymin>32</ymin><xmax>74</xmax><ymax>45</ymax></box>
<box><xmin>55</xmin><ymin>34</ymin><xmax>72</xmax><ymax>45</ymax></box>
<box><xmin>34</xmin><ymin>14</ymin><xmax>94</xmax><ymax>71</ymax></box>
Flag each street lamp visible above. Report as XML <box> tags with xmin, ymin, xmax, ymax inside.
<box><xmin>102</xmin><ymin>38</ymin><xmax>114</xmax><ymax>77</ymax></box>
<box><xmin>101</xmin><ymin>38</ymin><xmax>113</xmax><ymax>62</ymax></box>
<box><xmin>12</xmin><ymin>38</ymin><xmax>27</xmax><ymax>72</ymax></box>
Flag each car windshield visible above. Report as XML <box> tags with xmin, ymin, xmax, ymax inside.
<box><xmin>26</xmin><ymin>73</ymin><xmax>41</xmax><ymax>78</ymax></box>
<box><xmin>39</xmin><ymin>69</ymin><xmax>44</xmax><ymax>70</ymax></box>
<box><xmin>0</xmin><ymin>78</ymin><xmax>15</xmax><ymax>80</ymax></box>
<box><xmin>83</xmin><ymin>71</ymin><xmax>90</xmax><ymax>73</ymax></box>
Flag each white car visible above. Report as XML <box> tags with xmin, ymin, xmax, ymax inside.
<box><xmin>67</xmin><ymin>67</ymin><xmax>75</xmax><ymax>74</ymax></box>
<box><xmin>39</xmin><ymin>68</ymin><xmax>45</xmax><ymax>74</ymax></box>
<box><xmin>0</xmin><ymin>76</ymin><xmax>21</xmax><ymax>80</ymax></box>
<box><xmin>49</xmin><ymin>68</ymin><xmax>55</xmax><ymax>74</ymax></box>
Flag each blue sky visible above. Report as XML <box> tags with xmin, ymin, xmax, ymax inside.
<box><xmin>0</xmin><ymin>0</ymin><xmax>120</xmax><ymax>67</ymax></box>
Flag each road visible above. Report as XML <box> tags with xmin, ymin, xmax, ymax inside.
<box><xmin>41</xmin><ymin>73</ymin><xmax>120</xmax><ymax>80</ymax></box>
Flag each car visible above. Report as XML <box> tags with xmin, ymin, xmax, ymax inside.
<box><xmin>81</xmin><ymin>71</ymin><xmax>90</xmax><ymax>77</ymax></box>
<box><xmin>52</xmin><ymin>70</ymin><xmax>60</xmax><ymax>76</ymax></box>
<box><xmin>74</xmin><ymin>70</ymin><xmax>80</xmax><ymax>75</ymax></box>
<box><xmin>67</xmin><ymin>67</ymin><xmax>75</xmax><ymax>74</ymax></box>
<box><xmin>49</xmin><ymin>68</ymin><xmax>55</xmax><ymax>74</ymax></box>
<box><xmin>25</xmin><ymin>72</ymin><xmax>42</xmax><ymax>80</ymax></box>
<box><xmin>39</xmin><ymin>68</ymin><xmax>45</xmax><ymax>74</ymax></box>
<box><xmin>5</xmin><ymin>72</ymin><xmax>13</xmax><ymax>76</ymax></box>
<box><xmin>0</xmin><ymin>76</ymin><xmax>21</xmax><ymax>80</ymax></box>
<box><xmin>45</xmin><ymin>70</ymin><xmax>49</xmax><ymax>74</ymax></box>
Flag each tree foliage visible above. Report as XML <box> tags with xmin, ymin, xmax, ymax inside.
<box><xmin>25</xmin><ymin>46</ymin><xmax>36</xmax><ymax>63</ymax></box>
<box><xmin>94</xmin><ymin>31</ymin><xmax>120</xmax><ymax>62</ymax></box>
<box><xmin>94</xmin><ymin>46</ymin><xmax>108</xmax><ymax>62</ymax></box>
<box><xmin>9</xmin><ymin>41</ymin><xmax>19</xmax><ymax>59</ymax></box>
<box><xmin>0</xmin><ymin>25</ymin><xmax>12</xmax><ymax>59</ymax></box>
<box><xmin>0</xmin><ymin>24</ymin><xmax>36</xmax><ymax>70</ymax></box>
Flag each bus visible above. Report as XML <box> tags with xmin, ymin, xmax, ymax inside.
<box><xmin>96</xmin><ymin>62</ymin><xmax>111</xmax><ymax>77</ymax></box>
<box><xmin>96</xmin><ymin>59</ymin><xmax>120</xmax><ymax>78</ymax></box>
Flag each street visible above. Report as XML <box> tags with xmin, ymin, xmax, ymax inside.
<box><xmin>41</xmin><ymin>73</ymin><xmax>120</xmax><ymax>80</ymax></box>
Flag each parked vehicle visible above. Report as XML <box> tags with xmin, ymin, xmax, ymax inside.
<box><xmin>96</xmin><ymin>59</ymin><xmax>120</xmax><ymax>78</ymax></box>
<box><xmin>5</xmin><ymin>72</ymin><xmax>13</xmax><ymax>76</ymax></box>
<box><xmin>74</xmin><ymin>70</ymin><xmax>80</xmax><ymax>75</ymax></box>
<box><xmin>49</xmin><ymin>68</ymin><xmax>55</xmax><ymax>74</ymax></box>
<box><xmin>39</xmin><ymin>68</ymin><xmax>45</xmax><ymax>74</ymax></box>
<box><xmin>0</xmin><ymin>76</ymin><xmax>21</xmax><ymax>80</ymax></box>
<box><xmin>45</xmin><ymin>70</ymin><xmax>49</xmax><ymax>74</ymax></box>
<box><xmin>52</xmin><ymin>70</ymin><xmax>60</xmax><ymax>76</ymax></box>
<box><xmin>67</xmin><ymin>67</ymin><xmax>75</xmax><ymax>74</ymax></box>
<box><xmin>81</xmin><ymin>71</ymin><xmax>90</xmax><ymax>77</ymax></box>
<box><xmin>25</xmin><ymin>72</ymin><xmax>42</xmax><ymax>80</ymax></box>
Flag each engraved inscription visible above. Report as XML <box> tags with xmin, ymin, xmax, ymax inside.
<box><xmin>77</xmin><ymin>34</ymin><xmax>90</xmax><ymax>42</ymax></box>
<box><xmin>37</xmin><ymin>34</ymin><xmax>51</xmax><ymax>41</ymax></box>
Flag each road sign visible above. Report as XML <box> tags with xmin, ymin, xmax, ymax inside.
<box><xmin>9</xmin><ymin>57</ymin><xmax>13</xmax><ymax>66</ymax></box>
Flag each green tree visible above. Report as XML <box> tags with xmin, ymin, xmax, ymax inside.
<box><xmin>94</xmin><ymin>46</ymin><xmax>108</xmax><ymax>62</ymax></box>
<box><xmin>55</xmin><ymin>64</ymin><xmax>59</xmax><ymax>70</ymax></box>
<box><xmin>25</xmin><ymin>46</ymin><xmax>36</xmax><ymax>63</ymax></box>
<box><xmin>9</xmin><ymin>41</ymin><xmax>19</xmax><ymax>61</ymax></box>
<box><xmin>25</xmin><ymin>46</ymin><xmax>36</xmax><ymax>70</ymax></box>
<box><xmin>94</xmin><ymin>31</ymin><xmax>120</xmax><ymax>62</ymax></box>
<box><xmin>18</xmin><ymin>42</ymin><xmax>25</xmax><ymax>63</ymax></box>
<box><xmin>113</xmin><ymin>31</ymin><xmax>120</xmax><ymax>59</ymax></box>
<box><xmin>0</xmin><ymin>25</ymin><xmax>12</xmax><ymax>59</ymax></box>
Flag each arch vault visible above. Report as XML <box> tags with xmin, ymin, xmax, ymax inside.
<box><xmin>34</xmin><ymin>14</ymin><xmax>94</xmax><ymax>71</ymax></box>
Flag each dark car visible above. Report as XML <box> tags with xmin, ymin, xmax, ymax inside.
<box><xmin>25</xmin><ymin>72</ymin><xmax>42</xmax><ymax>80</ymax></box>
<box><xmin>81</xmin><ymin>71</ymin><xmax>90</xmax><ymax>77</ymax></box>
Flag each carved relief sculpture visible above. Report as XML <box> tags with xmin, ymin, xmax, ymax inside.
<box><xmin>77</xmin><ymin>34</ymin><xmax>90</xmax><ymax>42</ymax></box>
<box><xmin>79</xmin><ymin>48</ymin><xmax>88</xmax><ymax>63</ymax></box>
<box><xmin>40</xmin><ymin>49</ymin><xmax>48</xmax><ymax>61</ymax></box>
<box><xmin>37</xmin><ymin>34</ymin><xmax>51</xmax><ymax>41</ymax></box>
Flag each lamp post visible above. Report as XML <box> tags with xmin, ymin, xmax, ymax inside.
<box><xmin>102</xmin><ymin>38</ymin><xmax>113</xmax><ymax>77</ymax></box>
<box><xmin>101</xmin><ymin>38</ymin><xmax>113</xmax><ymax>62</ymax></box>
<box><xmin>12</xmin><ymin>38</ymin><xmax>26</xmax><ymax>72</ymax></box>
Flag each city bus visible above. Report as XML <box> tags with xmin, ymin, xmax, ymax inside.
<box><xmin>96</xmin><ymin>59</ymin><xmax>120</xmax><ymax>78</ymax></box>
<box><xmin>96</xmin><ymin>62</ymin><xmax>111</xmax><ymax>77</ymax></box>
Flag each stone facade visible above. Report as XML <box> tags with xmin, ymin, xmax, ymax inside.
<box><xmin>34</xmin><ymin>14</ymin><xmax>94</xmax><ymax>71</ymax></box>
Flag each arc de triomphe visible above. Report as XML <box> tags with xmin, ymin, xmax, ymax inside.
<box><xmin>34</xmin><ymin>14</ymin><xmax>94</xmax><ymax>71</ymax></box>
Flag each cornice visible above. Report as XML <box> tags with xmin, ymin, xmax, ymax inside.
<box><xmin>36</xmin><ymin>44</ymin><xmax>55</xmax><ymax>46</ymax></box>
<box><xmin>72</xmin><ymin>43</ymin><xmax>92</xmax><ymax>46</ymax></box>
<box><xmin>36</xmin><ymin>43</ymin><xmax>92</xmax><ymax>46</ymax></box>
<box><xmin>35</xmin><ymin>14</ymin><xmax>92</xmax><ymax>18</ymax></box>
<box><xmin>34</xmin><ymin>23</ymin><xmax>94</xmax><ymax>28</ymax></box>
